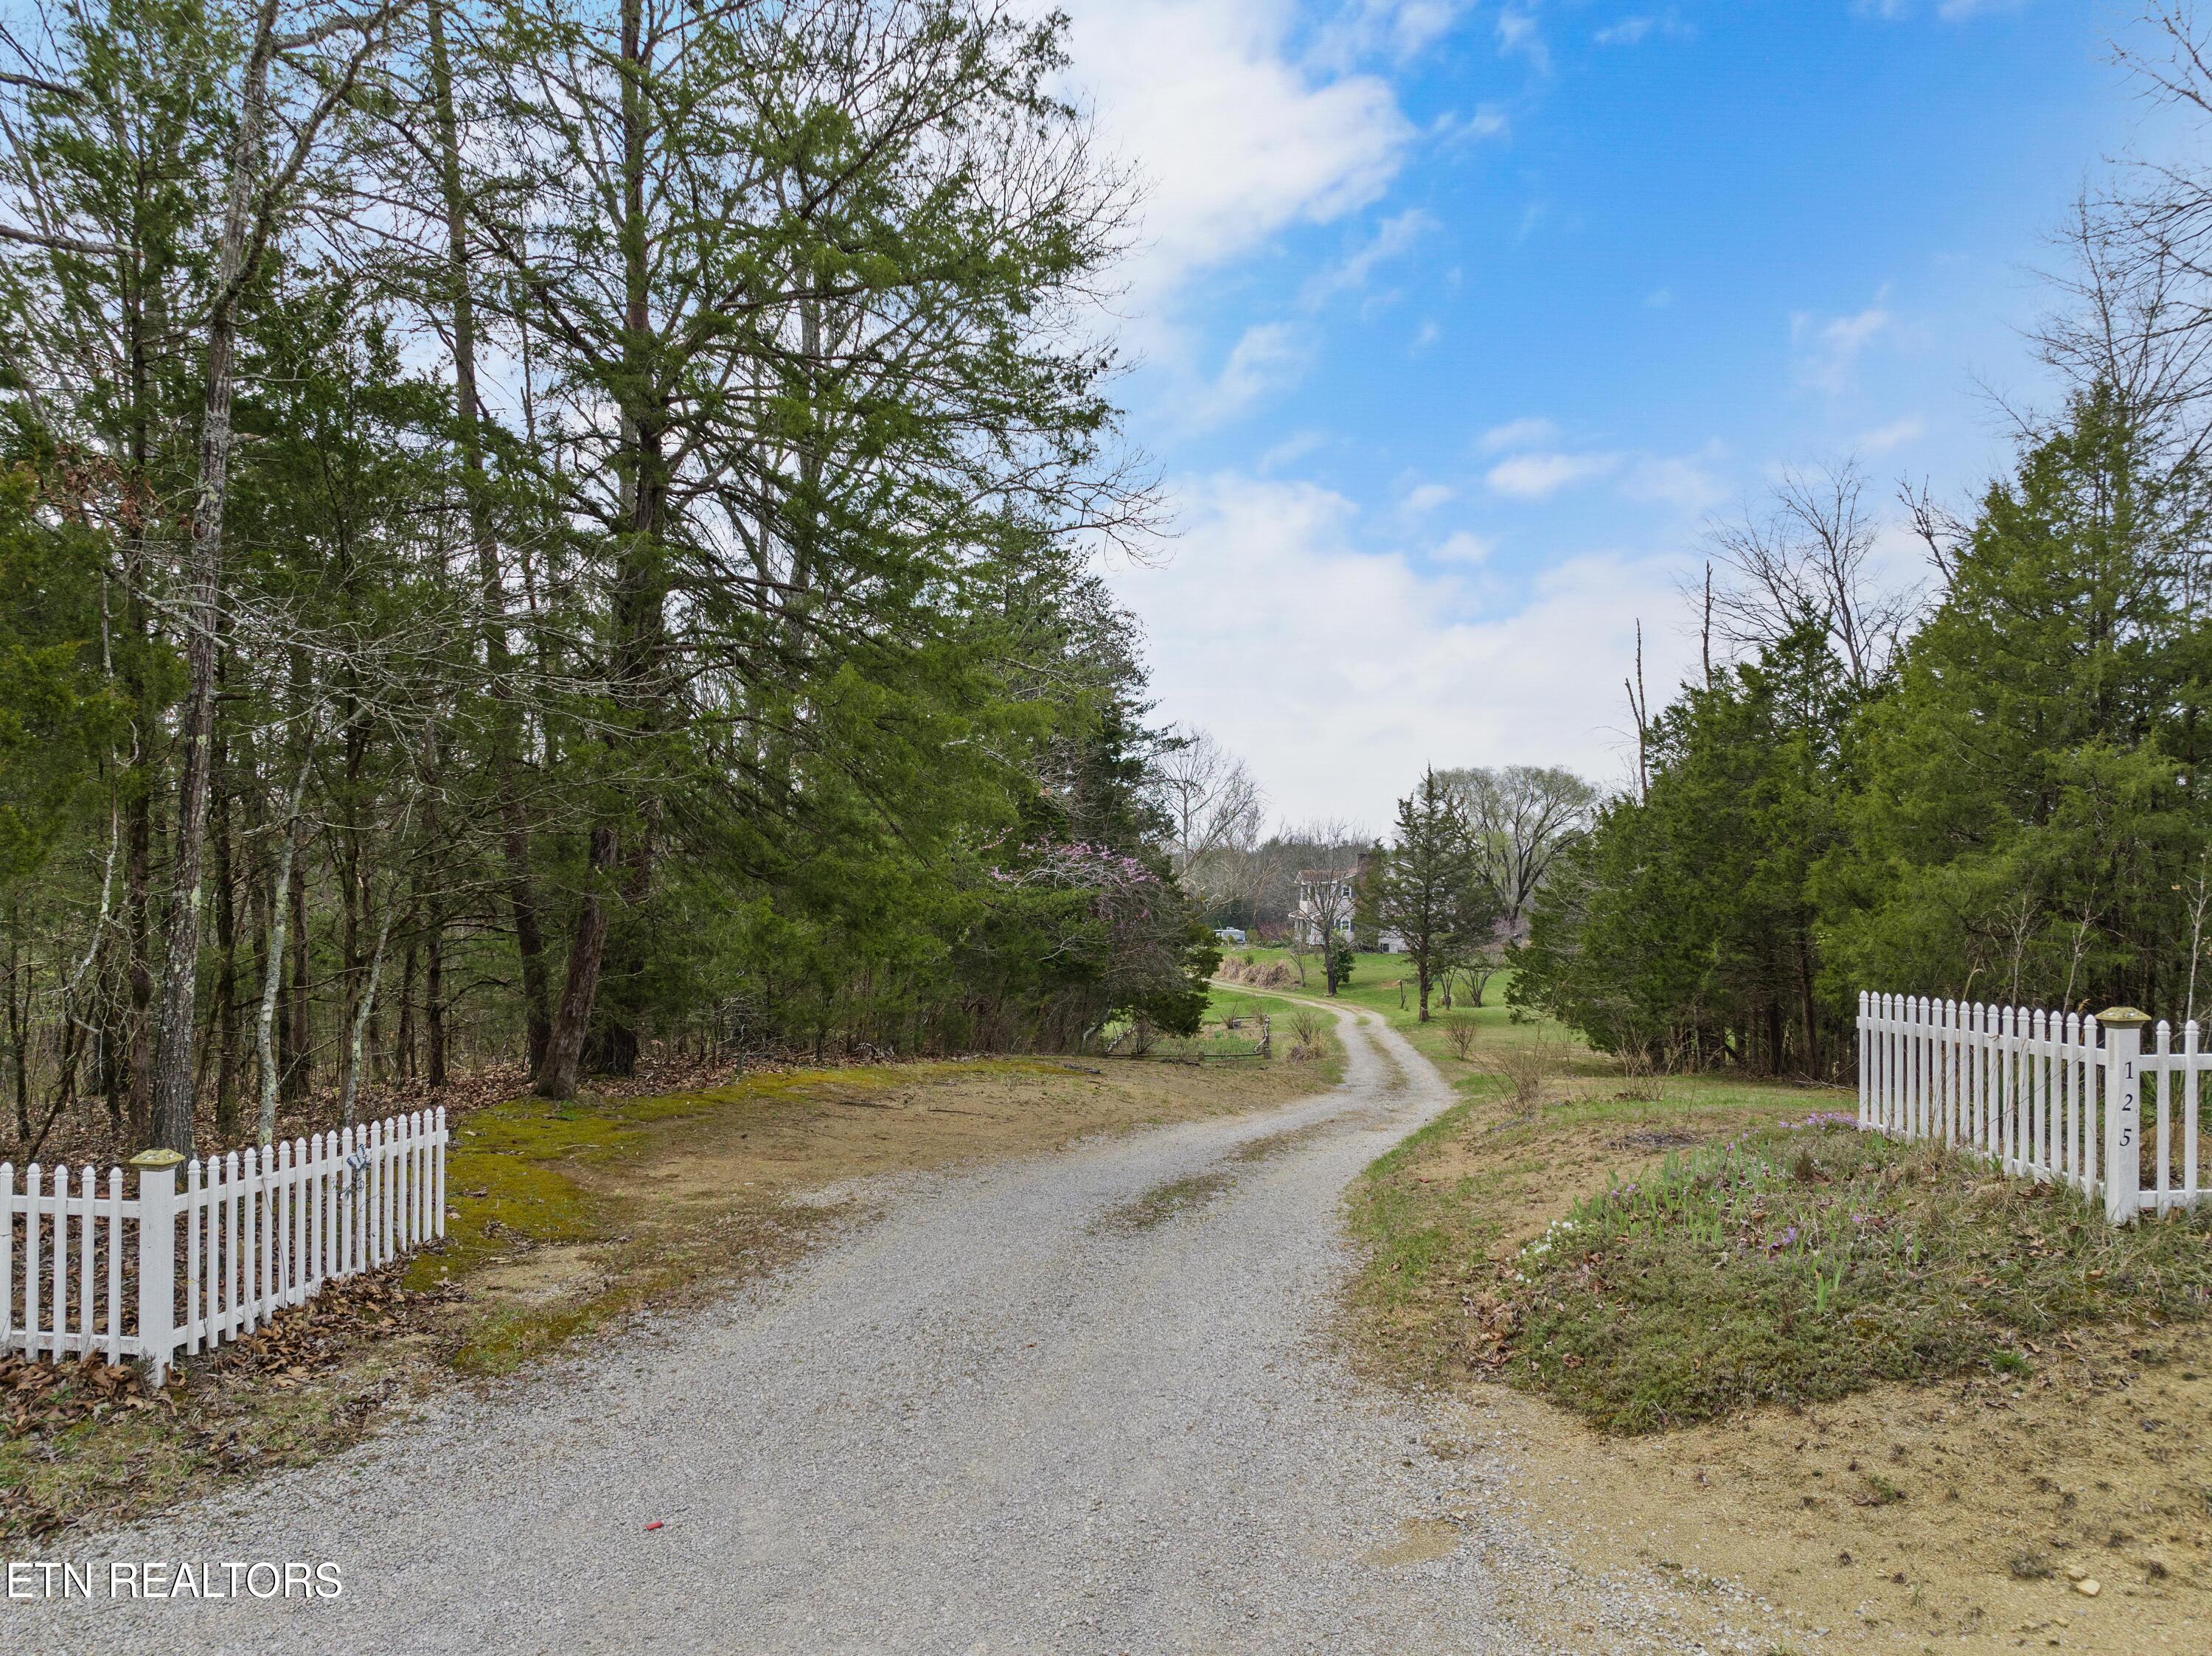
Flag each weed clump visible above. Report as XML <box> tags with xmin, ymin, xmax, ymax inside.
<box><xmin>1500</xmin><ymin>1116</ymin><xmax>2212</xmax><ymax>1433</ymax></box>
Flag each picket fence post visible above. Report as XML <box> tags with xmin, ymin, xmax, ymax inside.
<box><xmin>2098</xmin><ymin>1006</ymin><xmax>2149</xmax><ymax>1228</ymax></box>
<box><xmin>130</xmin><ymin>1148</ymin><xmax>184</xmax><ymax>1384</ymax></box>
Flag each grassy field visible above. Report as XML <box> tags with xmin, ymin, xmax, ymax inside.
<box><xmin>2</xmin><ymin>1041</ymin><xmax>1338</xmax><ymax>1544</ymax></box>
<box><xmin>1216</xmin><ymin>945</ymin><xmax>1569</xmax><ymax>1076</ymax></box>
<box><xmin>1315</xmin><ymin>945</ymin><xmax>2212</xmax><ymax>1644</ymax></box>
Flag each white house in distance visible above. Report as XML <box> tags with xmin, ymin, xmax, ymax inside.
<box><xmin>1293</xmin><ymin>860</ymin><xmax>1405</xmax><ymax>953</ymax></box>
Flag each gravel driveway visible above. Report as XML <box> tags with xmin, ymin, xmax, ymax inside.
<box><xmin>9</xmin><ymin>1003</ymin><xmax>1790</xmax><ymax>1655</ymax></box>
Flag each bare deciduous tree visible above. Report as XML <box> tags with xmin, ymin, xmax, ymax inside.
<box><xmin>1438</xmin><ymin>765</ymin><xmax>1600</xmax><ymax>940</ymax></box>
<box><xmin>1701</xmin><ymin>459</ymin><xmax>1921</xmax><ymax>693</ymax></box>
<box><xmin>1150</xmin><ymin>726</ymin><xmax>1265</xmax><ymax>904</ymax></box>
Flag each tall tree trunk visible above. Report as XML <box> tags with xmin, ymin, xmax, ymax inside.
<box><xmin>149</xmin><ymin>0</ymin><xmax>285</xmax><ymax>1153</ymax></box>
<box><xmin>424</xmin><ymin>897</ymin><xmax>447</xmax><ymax>1089</ymax></box>
<box><xmin>1796</xmin><ymin>927</ymin><xmax>1820</xmax><ymax>1079</ymax></box>
<box><xmin>286</xmin><ymin>860</ymin><xmax>312</xmax><ymax>1103</ymax></box>
<box><xmin>125</xmin><ymin>778</ymin><xmax>153</xmax><ymax>1144</ymax></box>
<box><xmin>6</xmin><ymin>921</ymin><xmax>27</xmax><ymax>1141</ymax></box>
<box><xmin>538</xmin><ymin>0</ymin><xmax>666</xmax><ymax>1098</ymax></box>
<box><xmin>538</xmin><ymin>825</ymin><xmax>616</xmax><ymax>1100</ymax></box>
<box><xmin>255</xmin><ymin>759</ymin><xmax>310</xmax><ymax>1147</ymax></box>
<box><xmin>395</xmin><ymin>925</ymin><xmax>418</xmax><ymax>1085</ymax></box>
<box><xmin>212</xmin><ymin>724</ymin><xmax>240</xmax><ymax>1143</ymax></box>
<box><xmin>428</xmin><ymin>0</ymin><xmax>552</xmax><ymax>1073</ymax></box>
<box><xmin>339</xmin><ymin>898</ymin><xmax>397</xmax><ymax>1130</ymax></box>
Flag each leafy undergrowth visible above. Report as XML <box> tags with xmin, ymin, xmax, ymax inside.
<box><xmin>1500</xmin><ymin>1115</ymin><xmax>2212</xmax><ymax>1433</ymax></box>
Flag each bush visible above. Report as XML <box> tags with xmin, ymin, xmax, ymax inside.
<box><xmin>1488</xmin><ymin>1036</ymin><xmax>1561</xmax><ymax>1108</ymax></box>
<box><xmin>1286</xmin><ymin>1005</ymin><xmax>1327</xmax><ymax>1062</ymax></box>
<box><xmin>1441</xmin><ymin>1016</ymin><xmax>1478</xmax><ymax>1061</ymax></box>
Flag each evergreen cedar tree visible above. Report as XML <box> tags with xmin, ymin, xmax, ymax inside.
<box><xmin>1372</xmin><ymin>770</ymin><xmax>1502</xmax><ymax>1023</ymax></box>
<box><xmin>0</xmin><ymin>0</ymin><xmax>1213</xmax><ymax>1151</ymax></box>
<box><xmin>1512</xmin><ymin>385</ymin><xmax>2212</xmax><ymax>1076</ymax></box>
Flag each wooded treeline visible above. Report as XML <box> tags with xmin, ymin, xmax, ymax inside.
<box><xmin>1512</xmin><ymin>7</ymin><xmax>2212</xmax><ymax>1078</ymax></box>
<box><xmin>0</xmin><ymin>0</ymin><xmax>1217</xmax><ymax>1160</ymax></box>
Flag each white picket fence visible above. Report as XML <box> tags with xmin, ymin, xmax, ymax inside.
<box><xmin>1857</xmin><ymin>993</ymin><xmax>2205</xmax><ymax>1225</ymax></box>
<box><xmin>1</xmin><ymin>1109</ymin><xmax>447</xmax><ymax>1381</ymax></box>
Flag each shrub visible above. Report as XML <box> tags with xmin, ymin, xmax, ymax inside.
<box><xmin>1489</xmin><ymin>1036</ymin><xmax>1561</xmax><ymax>1108</ymax></box>
<box><xmin>1281</xmin><ymin>1005</ymin><xmax>1329</xmax><ymax>1062</ymax></box>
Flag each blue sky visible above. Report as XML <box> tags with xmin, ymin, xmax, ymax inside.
<box><xmin>1057</xmin><ymin>0</ymin><xmax>2154</xmax><ymax>826</ymax></box>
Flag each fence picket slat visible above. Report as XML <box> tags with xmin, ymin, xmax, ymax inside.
<box><xmin>105</xmin><ymin>1168</ymin><xmax>123</xmax><ymax>1364</ymax></box>
<box><xmin>2155</xmin><ymin>1020</ymin><xmax>2174</xmax><ymax>1214</ymax></box>
<box><xmin>24</xmin><ymin>1165</ymin><xmax>39</xmax><ymax>1358</ymax></box>
<box><xmin>2188</xmin><ymin>1020</ymin><xmax>2203</xmax><ymax>1211</ymax></box>
<box><xmin>77</xmin><ymin>1166</ymin><xmax>93</xmax><ymax>1357</ymax></box>
<box><xmin>185</xmin><ymin>1158</ymin><xmax>202</xmax><ymax>1355</ymax></box>
<box><xmin>51</xmin><ymin>1164</ymin><xmax>69</xmax><ymax>1360</ymax></box>
<box><xmin>0</xmin><ymin>1163</ymin><xmax>12</xmax><ymax>1351</ymax></box>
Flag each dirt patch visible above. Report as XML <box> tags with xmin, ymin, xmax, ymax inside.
<box><xmin>1610</xmin><ymin>1127</ymin><xmax>1700</xmax><ymax>1152</ymax></box>
<box><xmin>1461</xmin><ymin>1326</ymin><xmax>2212</xmax><ymax>1650</ymax></box>
<box><xmin>1362</xmin><ymin>1515</ymin><xmax>1463</xmax><ymax>1568</ymax></box>
<box><xmin>1233</xmin><ymin>1120</ymin><xmax>1335</xmax><ymax>1163</ymax></box>
<box><xmin>1103</xmin><ymin>1169</ymin><xmax>1235</xmax><ymax>1231</ymax></box>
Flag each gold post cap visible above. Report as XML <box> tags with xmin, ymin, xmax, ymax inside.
<box><xmin>2096</xmin><ymin>1006</ymin><xmax>2153</xmax><ymax>1029</ymax></box>
<box><xmin>128</xmin><ymin>1148</ymin><xmax>185</xmax><ymax>1170</ymax></box>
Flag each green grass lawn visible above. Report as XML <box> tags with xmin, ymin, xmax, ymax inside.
<box><xmin>1216</xmin><ymin>946</ymin><xmax>1576</xmax><ymax>1071</ymax></box>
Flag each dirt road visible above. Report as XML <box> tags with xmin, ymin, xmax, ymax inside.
<box><xmin>10</xmin><ymin>1003</ymin><xmax>1784</xmax><ymax>1654</ymax></box>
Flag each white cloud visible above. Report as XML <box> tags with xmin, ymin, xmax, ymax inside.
<box><xmin>1104</xmin><ymin>474</ymin><xmax>1691</xmax><ymax>821</ymax></box>
<box><xmin>1595</xmin><ymin>12</ymin><xmax>1689</xmax><ymax>46</ymax></box>
<box><xmin>1303</xmin><ymin>208</ymin><xmax>1438</xmax><ymax>307</ymax></box>
<box><xmin>1792</xmin><ymin>302</ymin><xmax>1893</xmax><ymax>394</ymax></box>
<box><xmin>1257</xmin><ymin>428</ymin><xmax>1326</xmax><ymax>472</ymax></box>
<box><xmin>1478</xmin><ymin>415</ymin><xmax>1560</xmax><ymax>453</ymax></box>
<box><xmin>1433</xmin><ymin>529</ymin><xmax>1495</xmax><ymax>565</ymax></box>
<box><xmin>1621</xmin><ymin>449</ymin><xmax>1728</xmax><ymax>512</ymax></box>
<box><xmin>1857</xmin><ymin>415</ymin><xmax>1927</xmax><ymax>454</ymax></box>
<box><xmin>1486</xmin><ymin>450</ymin><xmax>1621</xmax><ymax>499</ymax></box>
<box><xmin>1433</xmin><ymin>105</ymin><xmax>1512</xmax><ymax>145</ymax></box>
<box><xmin>1401</xmin><ymin>481</ymin><xmax>1455</xmax><ymax>514</ymax></box>
<box><xmin>1189</xmin><ymin>321</ymin><xmax>1312</xmax><ymax>427</ymax></box>
<box><xmin>1855</xmin><ymin>0</ymin><xmax>2023</xmax><ymax>18</ymax></box>
<box><xmin>1319</xmin><ymin>0</ymin><xmax>1471</xmax><ymax>64</ymax></box>
<box><xmin>1055</xmin><ymin>0</ymin><xmax>1412</xmax><ymax>322</ymax></box>
<box><xmin>1496</xmin><ymin>7</ymin><xmax>1551</xmax><ymax>72</ymax></box>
